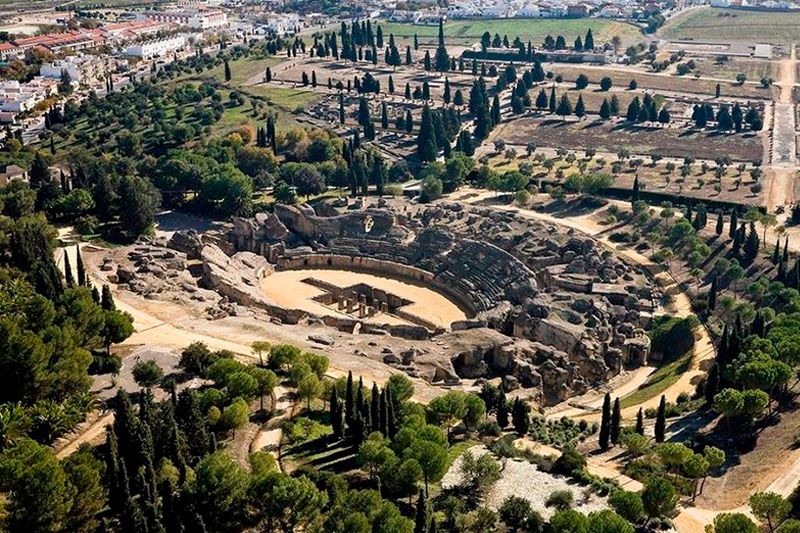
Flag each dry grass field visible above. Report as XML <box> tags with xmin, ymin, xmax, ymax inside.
<box><xmin>662</xmin><ymin>7</ymin><xmax>800</xmax><ymax>44</ymax></box>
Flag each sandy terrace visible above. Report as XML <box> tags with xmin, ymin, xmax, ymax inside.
<box><xmin>259</xmin><ymin>268</ymin><xmax>467</xmax><ymax>328</ymax></box>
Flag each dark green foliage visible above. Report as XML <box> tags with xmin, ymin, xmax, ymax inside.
<box><xmin>655</xmin><ymin>395</ymin><xmax>667</xmax><ymax>443</ymax></box>
<box><xmin>417</xmin><ymin>105</ymin><xmax>438</xmax><ymax>162</ymax></box>
<box><xmin>610</xmin><ymin>398</ymin><xmax>621</xmax><ymax>445</ymax></box>
<box><xmin>511</xmin><ymin>398</ymin><xmax>529</xmax><ymax>436</ymax></box>
<box><xmin>415</xmin><ymin>490</ymin><xmax>427</xmax><ymax>533</ymax></box>
<box><xmin>599</xmin><ymin>393</ymin><xmax>611</xmax><ymax>450</ymax></box>
<box><xmin>64</xmin><ymin>251</ymin><xmax>75</xmax><ymax>288</ymax></box>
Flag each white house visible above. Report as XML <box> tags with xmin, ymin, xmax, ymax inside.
<box><xmin>516</xmin><ymin>4</ymin><xmax>544</xmax><ymax>17</ymax></box>
<box><xmin>0</xmin><ymin>79</ymin><xmax>57</xmax><ymax>119</ymax></box>
<box><xmin>124</xmin><ymin>35</ymin><xmax>186</xmax><ymax>58</ymax></box>
<box><xmin>39</xmin><ymin>55</ymin><xmax>105</xmax><ymax>84</ymax></box>
<box><xmin>266</xmin><ymin>14</ymin><xmax>300</xmax><ymax>35</ymax></box>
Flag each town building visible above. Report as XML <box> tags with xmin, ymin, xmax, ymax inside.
<box><xmin>124</xmin><ymin>35</ymin><xmax>186</xmax><ymax>58</ymax></box>
<box><xmin>142</xmin><ymin>9</ymin><xmax>228</xmax><ymax>30</ymax></box>
<box><xmin>265</xmin><ymin>13</ymin><xmax>300</xmax><ymax>35</ymax></box>
<box><xmin>0</xmin><ymin>79</ymin><xmax>59</xmax><ymax>122</ymax></box>
<box><xmin>39</xmin><ymin>55</ymin><xmax>106</xmax><ymax>84</ymax></box>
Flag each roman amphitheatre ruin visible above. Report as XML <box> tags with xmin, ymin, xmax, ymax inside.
<box><xmin>88</xmin><ymin>197</ymin><xmax>656</xmax><ymax>406</ymax></box>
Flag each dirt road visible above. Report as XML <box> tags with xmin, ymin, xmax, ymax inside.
<box><xmin>765</xmin><ymin>44</ymin><xmax>797</xmax><ymax>213</ymax></box>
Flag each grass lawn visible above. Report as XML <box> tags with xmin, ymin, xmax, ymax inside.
<box><xmin>171</xmin><ymin>55</ymin><xmax>285</xmax><ymax>88</ymax></box>
<box><xmin>662</xmin><ymin>7</ymin><xmax>800</xmax><ymax>43</ymax></box>
<box><xmin>208</xmin><ymin>55</ymin><xmax>286</xmax><ymax>88</ymax></box>
<box><xmin>619</xmin><ymin>350</ymin><xmax>692</xmax><ymax>408</ymax></box>
<box><xmin>379</xmin><ymin>19</ymin><xmax>642</xmax><ymax>47</ymax></box>
<box><xmin>243</xmin><ymin>86</ymin><xmax>319</xmax><ymax>112</ymax></box>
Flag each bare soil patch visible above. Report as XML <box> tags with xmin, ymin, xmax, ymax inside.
<box><xmin>490</xmin><ymin>117</ymin><xmax>764</xmax><ymax>162</ymax></box>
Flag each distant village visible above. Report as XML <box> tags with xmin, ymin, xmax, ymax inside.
<box><xmin>0</xmin><ymin>0</ymin><xmax>794</xmax><ymax>126</ymax></box>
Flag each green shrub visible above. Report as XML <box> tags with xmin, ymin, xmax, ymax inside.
<box><xmin>545</xmin><ymin>490</ymin><xmax>574</xmax><ymax>510</ymax></box>
<box><xmin>554</xmin><ymin>449</ymin><xmax>587</xmax><ymax>475</ymax></box>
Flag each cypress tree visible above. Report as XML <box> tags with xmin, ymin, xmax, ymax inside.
<box><xmin>784</xmin><ymin>237</ymin><xmax>789</xmax><ymax>264</ymax></box>
<box><xmin>434</xmin><ymin>18</ymin><xmax>449</xmax><ymax>72</ymax></box>
<box><xmin>331</xmin><ymin>387</ymin><xmax>342</xmax><ymax>439</ymax></box>
<box><xmin>574</xmin><ymin>94</ymin><xmax>586</xmax><ymax>119</ymax></box>
<box><xmin>429</xmin><ymin>517</ymin><xmax>438</xmax><ymax>533</ymax></box>
<box><xmin>381</xmin><ymin>101</ymin><xmax>388</xmax><ymax>129</ymax></box>
<box><xmin>388</xmin><ymin>75</ymin><xmax>394</xmax><ymax>93</ymax></box>
<box><xmin>549</xmin><ymin>86</ymin><xmax>556</xmax><ymax>113</ymax></box>
<box><xmin>122</xmin><ymin>488</ymin><xmax>146</xmax><ymax>533</ymax></box>
<box><xmin>417</xmin><ymin>105</ymin><xmax>438</xmax><ymax>162</ymax></box>
<box><xmin>599</xmin><ymin>392</ymin><xmax>611</xmax><ymax>450</ymax></box>
<box><xmin>415</xmin><ymin>490</ymin><xmax>427</xmax><ymax>532</ymax></box>
<box><xmin>175</xmin><ymin>390</ymin><xmax>209</xmax><ymax>462</ymax></box>
<box><xmin>511</xmin><ymin>398</ymin><xmax>529</xmax><ymax>436</ymax></box>
<box><xmin>356</xmin><ymin>377</ymin><xmax>368</xmax><ymax>432</ymax></box>
<box><xmin>102</xmin><ymin>284</ymin><xmax>115</xmax><ymax>310</ymax></box>
<box><xmin>716</xmin><ymin>210</ymin><xmax>724</xmax><ymax>235</ymax></box>
<box><xmin>610</xmin><ymin>398</ymin><xmax>621</xmax><ymax>445</ymax></box>
<box><xmin>64</xmin><ymin>252</ymin><xmax>75</xmax><ymax>287</ymax></box>
<box><xmin>729</xmin><ymin>209</ymin><xmax>738</xmax><ymax>239</ymax></box>
<box><xmin>536</xmin><ymin>88</ymin><xmax>548</xmax><ymax>109</ymax></box>
<box><xmin>387</xmin><ymin>391</ymin><xmax>398</xmax><ymax>438</ymax></box>
<box><xmin>718</xmin><ymin>323</ymin><xmax>730</xmax><ymax>372</ymax></box>
<box><xmin>345</xmin><ymin>371</ymin><xmax>354</xmax><ymax>430</ymax></box>
<box><xmin>496</xmin><ymin>392</ymin><xmax>508</xmax><ymax>428</ymax></box>
<box><xmin>371</xmin><ymin>383</ymin><xmax>380</xmax><ymax>430</ymax></box>
<box><xmin>224</xmin><ymin>60</ymin><xmax>231</xmax><ymax>82</ymax></box>
<box><xmin>654</xmin><ymin>395</ymin><xmax>666</xmax><ymax>443</ymax></box>
<box><xmin>584</xmin><ymin>28</ymin><xmax>594</xmax><ymax>50</ymax></box>
<box><xmin>599</xmin><ymin>98</ymin><xmax>611</xmax><ymax>120</ymax></box>
<box><xmin>632</xmin><ymin>175</ymin><xmax>640</xmax><ymax>210</ymax></box>
<box><xmin>491</xmin><ymin>94</ymin><xmax>501</xmax><ymax>125</ymax></box>
<box><xmin>106</xmin><ymin>426</ymin><xmax>123</xmax><ymax>513</ymax></box>
<box><xmin>773</xmin><ymin>237</ymin><xmax>781</xmax><ymax>263</ymax></box>
<box><xmin>635</xmin><ymin>408</ymin><xmax>644</xmax><ymax>435</ymax></box>
<box><xmin>379</xmin><ymin>389</ymin><xmax>388</xmax><ymax>436</ymax></box>
<box><xmin>91</xmin><ymin>286</ymin><xmax>100</xmax><ymax>304</ymax></box>
<box><xmin>705</xmin><ymin>363</ymin><xmax>719</xmax><ymax>407</ymax></box>
<box><xmin>732</xmin><ymin>223</ymin><xmax>743</xmax><ymax>257</ymax></box>
<box><xmin>744</xmin><ymin>221</ymin><xmax>760</xmax><ymax>263</ymax></box>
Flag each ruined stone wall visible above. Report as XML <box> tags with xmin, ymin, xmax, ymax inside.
<box><xmin>274</xmin><ymin>204</ymin><xmax>408</xmax><ymax>244</ymax></box>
